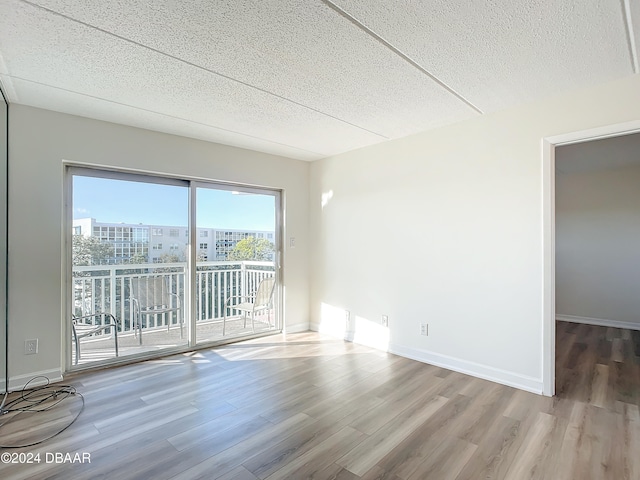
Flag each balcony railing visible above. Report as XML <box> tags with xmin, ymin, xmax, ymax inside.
<box><xmin>73</xmin><ymin>261</ymin><xmax>275</xmax><ymax>335</ymax></box>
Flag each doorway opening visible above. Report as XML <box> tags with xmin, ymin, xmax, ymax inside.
<box><xmin>542</xmin><ymin>120</ymin><xmax>640</xmax><ymax>397</ymax></box>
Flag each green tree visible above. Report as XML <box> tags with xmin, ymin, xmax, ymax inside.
<box><xmin>128</xmin><ymin>252</ymin><xmax>148</xmax><ymax>264</ymax></box>
<box><xmin>159</xmin><ymin>253</ymin><xmax>183</xmax><ymax>263</ymax></box>
<box><xmin>227</xmin><ymin>237</ymin><xmax>274</xmax><ymax>261</ymax></box>
<box><xmin>72</xmin><ymin>235</ymin><xmax>114</xmax><ymax>266</ymax></box>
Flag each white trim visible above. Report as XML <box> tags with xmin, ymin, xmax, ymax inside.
<box><xmin>622</xmin><ymin>0</ymin><xmax>639</xmax><ymax>74</ymax></box>
<box><xmin>283</xmin><ymin>322</ymin><xmax>309</xmax><ymax>334</ymax></box>
<box><xmin>274</xmin><ymin>190</ymin><xmax>284</xmax><ymax>334</ymax></box>
<box><xmin>188</xmin><ymin>182</ymin><xmax>197</xmax><ymax>347</ymax></box>
<box><xmin>62</xmin><ymin>165</ymin><xmax>73</xmax><ymax>373</ymax></box>
<box><xmin>557</xmin><ymin>314</ymin><xmax>640</xmax><ymax>331</ymax></box>
<box><xmin>309</xmin><ymin>322</ymin><xmax>350</xmax><ymax>340</ymax></box>
<box><xmin>1</xmin><ymin>369</ymin><xmax>63</xmax><ymax>392</ymax></box>
<box><xmin>309</xmin><ymin>322</ymin><xmax>331</xmax><ymax>334</ymax></box>
<box><xmin>542</xmin><ymin>119</ymin><xmax>640</xmax><ymax>397</ymax></box>
<box><xmin>544</xmin><ymin>120</ymin><xmax>640</xmax><ymax>146</ymax></box>
<box><xmin>309</xmin><ymin>322</ymin><xmax>542</xmax><ymax>394</ymax></box>
<box><xmin>542</xmin><ymin>139</ymin><xmax>556</xmax><ymax>397</ymax></box>
<box><xmin>388</xmin><ymin>344</ymin><xmax>543</xmax><ymax>394</ymax></box>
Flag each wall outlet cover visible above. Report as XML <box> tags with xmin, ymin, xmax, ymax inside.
<box><xmin>25</xmin><ymin>338</ymin><xmax>39</xmax><ymax>354</ymax></box>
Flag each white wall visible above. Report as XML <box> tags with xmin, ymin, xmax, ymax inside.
<box><xmin>556</xmin><ymin>164</ymin><xmax>640</xmax><ymax>328</ymax></box>
<box><xmin>310</xmin><ymin>74</ymin><xmax>640</xmax><ymax>394</ymax></box>
<box><xmin>5</xmin><ymin>105</ymin><xmax>309</xmax><ymax>389</ymax></box>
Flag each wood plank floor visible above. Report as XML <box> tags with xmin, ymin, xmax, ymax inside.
<box><xmin>1</xmin><ymin>322</ymin><xmax>639</xmax><ymax>480</ymax></box>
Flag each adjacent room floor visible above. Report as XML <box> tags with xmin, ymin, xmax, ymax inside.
<box><xmin>1</xmin><ymin>324</ymin><xmax>638</xmax><ymax>479</ymax></box>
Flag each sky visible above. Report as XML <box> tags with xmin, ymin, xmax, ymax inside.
<box><xmin>73</xmin><ymin>176</ymin><xmax>275</xmax><ymax>231</ymax></box>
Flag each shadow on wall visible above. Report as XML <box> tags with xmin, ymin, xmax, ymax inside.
<box><xmin>317</xmin><ymin>302</ymin><xmax>390</xmax><ymax>352</ymax></box>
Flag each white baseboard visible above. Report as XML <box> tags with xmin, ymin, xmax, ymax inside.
<box><xmin>283</xmin><ymin>322</ymin><xmax>310</xmax><ymax>334</ymax></box>
<box><xmin>309</xmin><ymin>322</ymin><xmax>346</xmax><ymax>339</ymax></box>
<box><xmin>309</xmin><ymin>323</ymin><xmax>356</xmax><ymax>343</ymax></box>
<box><xmin>388</xmin><ymin>344</ymin><xmax>543</xmax><ymax>395</ymax></box>
<box><xmin>556</xmin><ymin>314</ymin><xmax>640</xmax><ymax>331</ymax></box>
<box><xmin>309</xmin><ymin>322</ymin><xmax>543</xmax><ymax>394</ymax></box>
<box><xmin>1</xmin><ymin>368</ymin><xmax>64</xmax><ymax>393</ymax></box>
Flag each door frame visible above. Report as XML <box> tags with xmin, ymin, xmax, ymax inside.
<box><xmin>190</xmin><ymin>181</ymin><xmax>282</xmax><ymax>346</ymax></box>
<box><xmin>542</xmin><ymin>119</ymin><xmax>640</xmax><ymax>396</ymax></box>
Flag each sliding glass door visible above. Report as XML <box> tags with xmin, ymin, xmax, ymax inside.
<box><xmin>70</xmin><ymin>172</ymin><xmax>189</xmax><ymax>366</ymax></box>
<box><xmin>194</xmin><ymin>184</ymin><xmax>279</xmax><ymax>344</ymax></box>
<box><xmin>67</xmin><ymin>168</ymin><xmax>280</xmax><ymax>368</ymax></box>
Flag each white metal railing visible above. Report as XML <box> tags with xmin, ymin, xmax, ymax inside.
<box><xmin>72</xmin><ymin>261</ymin><xmax>275</xmax><ymax>335</ymax></box>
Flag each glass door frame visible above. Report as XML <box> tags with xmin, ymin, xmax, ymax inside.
<box><xmin>64</xmin><ymin>165</ymin><xmax>283</xmax><ymax>372</ymax></box>
<box><xmin>190</xmin><ymin>181</ymin><xmax>282</xmax><ymax>347</ymax></box>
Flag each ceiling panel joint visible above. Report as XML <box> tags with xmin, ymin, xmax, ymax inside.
<box><xmin>320</xmin><ymin>0</ymin><xmax>484</xmax><ymax>114</ymax></box>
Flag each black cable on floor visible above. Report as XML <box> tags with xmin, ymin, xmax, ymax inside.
<box><xmin>0</xmin><ymin>376</ymin><xmax>85</xmax><ymax>448</ymax></box>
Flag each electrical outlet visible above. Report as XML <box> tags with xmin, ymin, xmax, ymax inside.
<box><xmin>25</xmin><ymin>339</ymin><xmax>39</xmax><ymax>355</ymax></box>
<box><xmin>382</xmin><ymin>315</ymin><xmax>389</xmax><ymax>327</ymax></box>
<box><xmin>289</xmin><ymin>237</ymin><xmax>296</xmax><ymax>248</ymax></box>
<box><xmin>420</xmin><ymin>323</ymin><xmax>428</xmax><ymax>336</ymax></box>
<box><xmin>345</xmin><ymin>310</ymin><xmax>350</xmax><ymax>328</ymax></box>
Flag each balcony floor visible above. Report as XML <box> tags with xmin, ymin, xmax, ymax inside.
<box><xmin>72</xmin><ymin>315</ymin><xmax>276</xmax><ymax>366</ymax></box>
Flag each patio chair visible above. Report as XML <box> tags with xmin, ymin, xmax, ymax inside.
<box><xmin>72</xmin><ymin>312</ymin><xmax>119</xmax><ymax>365</ymax></box>
<box><xmin>131</xmin><ymin>276</ymin><xmax>182</xmax><ymax>344</ymax></box>
<box><xmin>223</xmin><ymin>276</ymin><xmax>276</xmax><ymax>336</ymax></box>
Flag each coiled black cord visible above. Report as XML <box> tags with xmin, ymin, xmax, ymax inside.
<box><xmin>0</xmin><ymin>376</ymin><xmax>84</xmax><ymax>448</ymax></box>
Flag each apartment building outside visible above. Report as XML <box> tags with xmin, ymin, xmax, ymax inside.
<box><xmin>73</xmin><ymin>218</ymin><xmax>274</xmax><ymax>264</ymax></box>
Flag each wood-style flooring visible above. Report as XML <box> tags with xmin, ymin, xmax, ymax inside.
<box><xmin>1</xmin><ymin>321</ymin><xmax>639</xmax><ymax>480</ymax></box>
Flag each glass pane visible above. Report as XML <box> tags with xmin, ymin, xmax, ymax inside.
<box><xmin>71</xmin><ymin>174</ymin><xmax>189</xmax><ymax>366</ymax></box>
<box><xmin>195</xmin><ymin>188</ymin><xmax>277</xmax><ymax>344</ymax></box>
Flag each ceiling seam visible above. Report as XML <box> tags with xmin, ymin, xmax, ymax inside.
<box><xmin>621</xmin><ymin>0</ymin><xmax>639</xmax><ymax>74</ymax></box>
<box><xmin>0</xmin><ymin>54</ymin><xmax>17</xmax><ymax>102</ymax></box>
<box><xmin>3</xmin><ymin>73</ymin><xmax>327</xmax><ymax>158</ymax></box>
<box><xmin>19</xmin><ymin>0</ymin><xmax>389</xmax><ymax>140</ymax></box>
<box><xmin>320</xmin><ymin>0</ymin><xmax>483</xmax><ymax>115</ymax></box>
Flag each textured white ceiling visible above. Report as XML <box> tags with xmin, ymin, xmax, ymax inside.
<box><xmin>0</xmin><ymin>0</ymin><xmax>638</xmax><ymax>160</ymax></box>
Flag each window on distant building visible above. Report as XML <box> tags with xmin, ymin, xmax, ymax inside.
<box><xmin>132</xmin><ymin>228</ymin><xmax>148</xmax><ymax>242</ymax></box>
<box><xmin>200</xmin><ymin>231</ymin><xmax>208</xmax><ymax>238</ymax></box>
<box><xmin>152</xmin><ymin>228</ymin><xmax>163</xmax><ymax>236</ymax></box>
<box><xmin>73</xmin><ymin>226</ymin><xmax>82</xmax><ymax>235</ymax></box>
<box><xmin>199</xmin><ymin>243</ymin><xmax>208</xmax><ymax>249</ymax></box>
<box><xmin>153</xmin><ymin>243</ymin><xmax>162</xmax><ymax>250</ymax></box>
<box><xmin>169</xmin><ymin>229</ymin><xmax>179</xmax><ymax>237</ymax></box>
